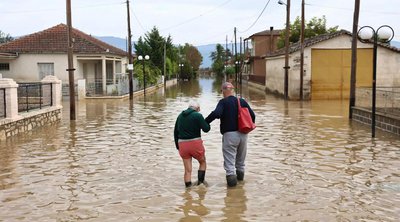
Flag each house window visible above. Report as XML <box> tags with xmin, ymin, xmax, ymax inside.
<box><xmin>38</xmin><ymin>63</ymin><xmax>54</xmax><ymax>80</ymax></box>
<box><xmin>0</xmin><ymin>63</ymin><xmax>10</xmax><ymax>71</ymax></box>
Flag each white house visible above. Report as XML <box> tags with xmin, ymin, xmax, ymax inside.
<box><xmin>264</xmin><ymin>30</ymin><xmax>400</xmax><ymax>100</ymax></box>
<box><xmin>0</xmin><ymin>24</ymin><xmax>128</xmax><ymax>96</ymax></box>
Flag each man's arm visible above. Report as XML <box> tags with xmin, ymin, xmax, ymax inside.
<box><xmin>198</xmin><ymin>114</ymin><xmax>211</xmax><ymax>133</ymax></box>
<box><xmin>205</xmin><ymin>100</ymin><xmax>224</xmax><ymax>124</ymax></box>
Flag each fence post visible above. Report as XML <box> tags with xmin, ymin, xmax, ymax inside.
<box><xmin>0</xmin><ymin>78</ymin><xmax>19</xmax><ymax>119</ymax></box>
<box><xmin>77</xmin><ymin>79</ymin><xmax>86</xmax><ymax>100</ymax></box>
<box><xmin>41</xmin><ymin>75</ymin><xmax>62</xmax><ymax>108</ymax></box>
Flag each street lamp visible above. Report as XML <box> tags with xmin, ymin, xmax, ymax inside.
<box><xmin>235</xmin><ymin>60</ymin><xmax>241</xmax><ymax>91</ymax></box>
<box><xmin>224</xmin><ymin>65</ymin><xmax>228</xmax><ymax>82</ymax></box>
<box><xmin>179</xmin><ymin>63</ymin><xmax>184</xmax><ymax>80</ymax></box>
<box><xmin>278</xmin><ymin>0</ymin><xmax>291</xmax><ymax>100</ymax></box>
<box><xmin>138</xmin><ymin>55</ymin><xmax>150</xmax><ymax>96</ymax></box>
<box><xmin>358</xmin><ymin>25</ymin><xmax>394</xmax><ymax>138</ymax></box>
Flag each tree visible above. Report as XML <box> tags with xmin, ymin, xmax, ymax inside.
<box><xmin>134</xmin><ymin>26</ymin><xmax>165</xmax><ymax>70</ymax></box>
<box><xmin>0</xmin><ymin>31</ymin><xmax>13</xmax><ymax>44</ymax></box>
<box><xmin>182</xmin><ymin>43</ymin><xmax>203</xmax><ymax>79</ymax></box>
<box><xmin>134</xmin><ymin>26</ymin><xmax>173</xmax><ymax>82</ymax></box>
<box><xmin>134</xmin><ymin>26</ymin><xmax>205</xmax><ymax>82</ymax></box>
<box><xmin>277</xmin><ymin>15</ymin><xmax>338</xmax><ymax>48</ymax></box>
<box><xmin>180</xmin><ymin>60</ymin><xmax>194</xmax><ymax>80</ymax></box>
<box><xmin>134</xmin><ymin>35</ymin><xmax>161</xmax><ymax>84</ymax></box>
<box><xmin>210</xmin><ymin>44</ymin><xmax>226</xmax><ymax>78</ymax></box>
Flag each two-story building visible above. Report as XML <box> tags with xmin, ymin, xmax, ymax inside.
<box><xmin>244</xmin><ymin>27</ymin><xmax>283</xmax><ymax>86</ymax></box>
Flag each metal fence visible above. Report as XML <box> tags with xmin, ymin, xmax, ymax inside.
<box><xmin>355</xmin><ymin>87</ymin><xmax>400</xmax><ymax>116</ymax></box>
<box><xmin>0</xmin><ymin>88</ymin><xmax>5</xmax><ymax>118</ymax></box>
<box><xmin>17</xmin><ymin>82</ymin><xmax>53</xmax><ymax>112</ymax></box>
<box><xmin>85</xmin><ymin>74</ymin><xmax>163</xmax><ymax>97</ymax></box>
<box><xmin>86</xmin><ymin>74</ymin><xmax>131</xmax><ymax>96</ymax></box>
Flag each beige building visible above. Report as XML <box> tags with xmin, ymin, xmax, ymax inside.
<box><xmin>0</xmin><ymin>24</ymin><xmax>128</xmax><ymax>95</ymax></box>
<box><xmin>264</xmin><ymin>30</ymin><xmax>400</xmax><ymax>100</ymax></box>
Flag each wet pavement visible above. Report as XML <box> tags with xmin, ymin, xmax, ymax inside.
<box><xmin>0</xmin><ymin>78</ymin><xmax>399</xmax><ymax>221</ymax></box>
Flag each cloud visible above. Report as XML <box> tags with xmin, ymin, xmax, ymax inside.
<box><xmin>0</xmin><ymin>0</ymin><xmax>399</xmax><ymax>45</ymax></box>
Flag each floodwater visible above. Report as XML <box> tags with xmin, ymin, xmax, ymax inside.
<box><xmin>1</xmin><ymin>78</ymin><xmax>399</xmax><ymax>221</ymax></box>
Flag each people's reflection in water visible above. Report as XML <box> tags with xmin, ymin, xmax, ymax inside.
<box><xmin>179</xmin><ymin>186</ymin><xmax>210</xmax><ymax>222</ymax></box>
<box><xmin>222</xmin><ymin>186</ymin><xmax>248</xmax><ymax>222</ymax></box>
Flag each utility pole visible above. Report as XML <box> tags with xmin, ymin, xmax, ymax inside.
<box><xmin>126</xmin><ymin>0</ymin><xmax>134</xmax><ymax>100</ymax></box>
<box><xmin>349</xmin><ymin>0</ymin><xmax>360</xmax><ymax>119</ymax></box>
<box><xmin>234</xmin><ymin>27</ymin><xmax>238</xmax><ymax>89</ymax></box>
<box><xmin>66</xmin><ymin>0</ymin><xmax>76</xmax><ymax>120</ymax></box>
<box><xmin>299</xmin><ymin>0</ymin><xmax>305</xmax><ymax>100</ymax></box>
<box><xmin>163</xmin><ymin>41</ymin><xmax>166</xmax><ymax>86</ymax></box>
<box><xmin>240</xmin><ymin>36</ymin><xmax>243</xmax><ymax>96</ymax></box>
<box><xmin>225</xmin><ymin>35</ymin><xmax>228</xmax><ymax>82</ymax></box>
<box><xmin>283</xmin><ymin>0</ymin><xmax>291</xmax><ymax>100</ymax></box>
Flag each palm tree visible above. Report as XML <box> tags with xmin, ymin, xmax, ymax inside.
<box><xmin>210</xmin><ymin>44</ymin><xmax>226</xmax><ymax>77</ymax></box>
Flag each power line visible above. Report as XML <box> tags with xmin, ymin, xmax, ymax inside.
<box><xmin>161</xmin><ymin>0</ymin><xmax>233</xmax><ymax>31</ymax></box>
<box><xmin>131</xmin><ymin>8</ymin><xmax>147</xmax><ymax>33</ymax></box>
<box><xmin>238</xmin><ymin>0</ymin><xmax>271</xmax><ymax>33</ymax></box>
<box><xmin>307</xmin><ymin>3</ymin><xmax>400</xmax><ymax>15</ymax></box>
<box><xmin>0</xmin><ymin>1</ymin><xmax>124</xmax><ymax>14</ymax></box>
<box><xmin>194</xmin><ymin>28</ymin><xmax>232</xmax><ymax>45</ymax></box>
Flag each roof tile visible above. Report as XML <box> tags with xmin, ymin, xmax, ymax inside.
<box><xmin>0</xmin><ymin>24</ymin><xmax>127</xmax><ymax>56</ymax></box>
<box><xmin>264</xmin><ymin>29</ymin><xmax>400</xmax><ymax>58</ymax></box>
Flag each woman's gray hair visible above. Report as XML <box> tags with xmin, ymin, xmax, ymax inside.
<box><xmin>188</xmin><ymin>100</ymin><xmax>200</xmax><ymax>110</ymax></box>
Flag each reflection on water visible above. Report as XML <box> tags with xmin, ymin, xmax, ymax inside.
<box><xmin>222</xmin><ymin>185</ymin><xmax>247</xmax><ymax>222</ymax></box>
<box><xmin>0</xmin><ymin>78</ymin><xmax>399</xmax><ymax>221</ymax></box>
<box><xmin>179</xmin><ymin>186</ymin><xmax>210</xmax><ymax>222</ymax></box>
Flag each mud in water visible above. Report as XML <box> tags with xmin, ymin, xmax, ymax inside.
<box><xmin>1</xmin><ymin>78</ymin><xmax>399</xmax><ymax>221</ymax></box>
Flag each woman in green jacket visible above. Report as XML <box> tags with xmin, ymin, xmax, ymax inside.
<box><xmin>174</xmin><ymin>101</ymin><xmax>210</xmax><ymax>188</ymax></box>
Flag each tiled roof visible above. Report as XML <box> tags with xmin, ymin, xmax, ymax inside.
<box><xmin>245</xmin><ymin>29</ymin><xmax>283</xmax><ymax>41</ymax></box>
<box><xmin>252</xmin><ymin>29</ymin><xmax>283</xmax><ymax>36</ymax></box>
<box><xmin>0</xmin><ymin>24</ymin><xmax>127</xmax><ymax>56</ymax></box>
<box><xmin>264</xmin><ymin>29</ymin><xmax>400</xmax><ymax>58</ymax></box>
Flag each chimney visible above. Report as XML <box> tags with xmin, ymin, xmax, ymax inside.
<box><xmin>270</xmin><ymin>26</ymin><xmax>274</xmax><ymax>52</ymax></box>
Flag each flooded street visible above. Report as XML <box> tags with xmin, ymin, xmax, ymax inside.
<box><xmin>1</xmin><ymin>78</ymin><xmax>400</xmax><ymax>221</ymax></box>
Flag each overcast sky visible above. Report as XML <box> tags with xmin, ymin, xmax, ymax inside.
<box><xmin>0</xmin><ymin>0</ymin><xmax>399</xmax><ymax>46</ymax></box>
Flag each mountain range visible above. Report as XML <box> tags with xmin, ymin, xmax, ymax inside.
<box><xmin>96</xmin><ymin>36</ymin><xmax>400</xmax><ymax>69</ymax></box>
<box><xmin>96</xmin><ymin>36</ymin><xmax>216</xmax><ymax>68</ymax></box>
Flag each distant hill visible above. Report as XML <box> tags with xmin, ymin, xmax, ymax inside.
<box><xmin>96</xmin><ymin>36</ymin><xmax>128</xmax><ymax>52</ymax></box>
<box><xmin>196</xmin><ymin>44</ymin><xmax>218</xmax><ymax>68</ymax></box>
<box><xmin>391</xmin><ymin>41</ymin><xmax>400</xmax><ymax>48</ymax></box>
<box><xmin>96</xmin><ymin>36</ymin><xmax>220</xmax><ymax>68</ymax></box>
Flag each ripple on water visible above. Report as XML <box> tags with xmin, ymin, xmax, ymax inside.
<box><xmin>0</xmin><ymin>79</ymin><xmax>399</xmax><ymax>221</ymax></box>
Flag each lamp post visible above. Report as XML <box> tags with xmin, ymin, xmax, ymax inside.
<box><xmin>224</xmin><ymin>65</ymin><xmax>227</xmax><ymax>82</ymax></box>
<box><xmin>278</xmin><ymin>0</ymin><xmax>291</xmax><ymax>100</ymax></box>
<box><xmin>179</xmin><ymin>63</ymin><xmax>184</xmax><ymax>80</ymax></box>
<box><xmin>138</xmin><ymin>55</ymin><xmax>150</xmax><ymax>96</ymax></box>
<box><xmin>357</xmin><ymin>25</ymin><xmax>394</xmax><ymax>138</ymax></box>
<box><xmin>235</xmin><ymin>60</ymin><xmax>241</xmax><ymax>95</ymax></box>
